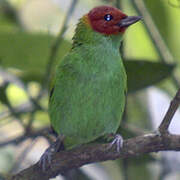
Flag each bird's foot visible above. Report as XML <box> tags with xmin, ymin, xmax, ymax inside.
<box><xmin>108</xmin><ymin>134</ymin><xmax>123</xmax><ymax>152</ymax></box>
<box><xmin>39</xmin><ymin>145</ymin><xmax>55</xmax><ymax>171</ymax></box>
<box><xmin>39</xmin><ymin>136</ymin><xmax>65</xmax><ymax>171</ymax></box>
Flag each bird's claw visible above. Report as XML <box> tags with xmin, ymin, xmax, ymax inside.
<box><xmin>39</xmin><ymin>146</ymin><xmax>55</xmax><ymax>171</ymax></box>
<box><xmin>38</xmin><ymin>137</ymin><xmax>64</xmax><ymax>171</ymax></box>
<box><xmin>108</xmin><ymin>134</ymin><xmax>123</xmax><ymax>152</ymax></box>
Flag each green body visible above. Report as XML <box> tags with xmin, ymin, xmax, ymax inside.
<box><xmin>49</xmin><ymin>19</ymin><xmax>127</xmax><ymax>149</ymax></box>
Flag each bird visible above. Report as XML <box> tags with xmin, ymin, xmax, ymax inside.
<box><xmin>40</xmin><ymin>5</ymin><xmax>141</xmax><ymax>169</ymax></box>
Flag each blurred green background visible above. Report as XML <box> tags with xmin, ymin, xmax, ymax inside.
<box><xmin>0</xmin><ymin>0</ymin><xmax>180</xmax><ymax>179</ymax></box>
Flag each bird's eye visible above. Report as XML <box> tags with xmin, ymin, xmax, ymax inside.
<box><xmin>104</xmin><ymin>14</ymin><xmax>113</xmax><ymax>21</ymax></box>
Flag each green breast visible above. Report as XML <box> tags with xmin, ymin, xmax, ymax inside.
<box><xmin>49</xmin><ymin>41</ymin><xmax>127</xmax><ymax>149</ymax></box>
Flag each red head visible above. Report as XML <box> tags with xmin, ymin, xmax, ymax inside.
<box><xmin>87</xmin><ymin>6</ymin><xmax>141</xmax><ymax>35</ymax></box>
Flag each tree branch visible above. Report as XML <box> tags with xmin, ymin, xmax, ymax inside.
<box><xmin>10</xmin><ymin>133</ymin><xmax>180</xmax><ymax>180</ymax></box>
<box><xmin>159</xmin><ymin>88</ymin><xmax>180</xmax><ymax>134</ymax></box>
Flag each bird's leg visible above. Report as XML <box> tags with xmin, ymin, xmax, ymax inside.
<box><xmin>39</xmin><ymin>135</ymin><xmax>65</xmax><ymax>171</ymax></box>
<box><xmin>107</xmin><ymin>134</ymin><xmax>124</xmax><ymax>152</ymax></box>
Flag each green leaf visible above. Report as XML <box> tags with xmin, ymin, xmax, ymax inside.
<box><xmin>0</xmin><ymin>31</ymin><xmax>71</xmax><ymax>72</ymax></box>
<box><xmin>124</xmin><ymin>60</ymin><xmax>175</xmax><ymax>93</ymax></box>
<box><xmin>17</xmin><ymin>70</ymin><xmax>45</xmax><ymax>84</ymax></box>
<box><xmin>0</xmin><ymin>31</ymin><xmax>71</xmax><ymax>87</ymax></box>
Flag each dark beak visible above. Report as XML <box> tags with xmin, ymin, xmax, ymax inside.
<box><xmin>118</xmin><ymin>16</ymin><xmax>142</xmax><ymax>28</ymax></box>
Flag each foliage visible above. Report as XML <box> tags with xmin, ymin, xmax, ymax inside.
<box><xmin>0</xmin><ymin>0</ymin><xmax>180</xmax><ymax>179</ymax></box>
